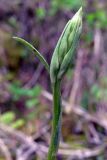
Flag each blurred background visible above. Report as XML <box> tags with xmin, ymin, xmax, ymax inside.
<box><xmin>0</xmin><ymin>0</ymin><xmax>107</xmax><ymax>159</ymax></box>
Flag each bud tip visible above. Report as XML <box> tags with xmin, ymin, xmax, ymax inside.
<box><xmin>78</xmin><ymin>7</ymin><xmax>82</xmax><ymax>16</ymax></box>
<box><xmin>71</xmin><ymin>6</ymin><xmax>82</xmax><ymax>23</ymax></box>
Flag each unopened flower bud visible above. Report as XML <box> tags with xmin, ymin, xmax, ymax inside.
<box><xmin>50</xmin><ymin>7</ymin><xmax>82</xmax><ymax>83</ymax></box>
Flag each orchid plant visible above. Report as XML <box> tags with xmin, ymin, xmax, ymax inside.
<box><xmin>13</xmin><ymin>7</ymin><xmax>82</xmax><ymax>160</ymax></box>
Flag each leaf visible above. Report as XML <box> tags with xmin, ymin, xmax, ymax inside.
<box><xmin>9</xmin><ymin>84</ymin><xmax>42</xmax><ymax>100</ymax></box>
<box><xmin>36</xmin><ymin>8</ymin><xmax>46</xmax><ymax>20</ymax></box>
<box><xmin>11</xmin><ymin>119</ymin><xmax>25</xmax><ymax>129</ymax></box>
<box><xmin>13</xmin><ymin>37</ymin><xmax>49</xmax><ymax>73</ymax></box>
<box><xmin>0</xmin><ymin>112</ymin><xmax>15</xmax><ymax>124</ymax></box>
<box><xmin>26</xmin><ymin>98</ymin><xmax>39</xmax><ymax>108</ymax></box>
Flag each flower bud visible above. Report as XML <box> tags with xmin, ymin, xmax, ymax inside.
<box><xmin>50</xmin><ymin>7</ymin><xmax>82</xmax><ymax>83</ymax></box>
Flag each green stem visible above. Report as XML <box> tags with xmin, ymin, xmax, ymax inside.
<box><xmin>47</xmin><ymin>80</ymin><xmax>62</xmax><ymax>160</ymax></box>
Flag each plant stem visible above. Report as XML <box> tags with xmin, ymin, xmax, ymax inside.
<box><xmin>47</xmin><ymin>80</ymin><xmax>62</xmax><ymax>160</ymax></box>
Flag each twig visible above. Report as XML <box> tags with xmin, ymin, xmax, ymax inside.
<box><xmin>0</xmin><ymin>124</ymin><xmax>48</xmax><ymax>160</ymax></box>
<box><xmin>0</xmin><ymin>123</ymin><xmax>34</xmax><ymax>145</ymax></box>
<box><xmin>65</xmin><ymin>48</ymin><xmax>84</xmax><ymax>113</ymax></box>
<box><xmin>33</xmin><ymin>125</ymin><xmax>50</xmax><ymax>140</ymax></box>
<box><xmin>0</xmin><ymin>123</ymin><xmax>106</xmax><ymax>160</ymax></box>
<box><xmin>0</xmin><ymin>138</ymin><xmax>12</xmax><ymax>160</ymax></box>
<box><xmin>41</xmin><ymin>90</ymin><xmax>107</xmax><ymax>130</ymax></box>
<box><xmin>58</xmin><ymin>144</ymin><xmax>105</xmax><ymax>159</ymax></box>
<box><xmin>16</xmin><ymin>139</ymin><xmax>106</xmax><ymax>160</ymax></box>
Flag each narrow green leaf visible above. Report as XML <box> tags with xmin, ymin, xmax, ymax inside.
<box><xmin>13</xmin><ymin>37</ymin><xmax>49</xmax><ymax>73</ymax></box>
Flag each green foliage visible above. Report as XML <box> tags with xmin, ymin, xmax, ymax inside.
<box><xmin>91</xmin><ymin>84</ymin><xmax>102</xmax><ymax>100</ymax></box>
<box><xmin>9</xmin><ymin>82</ymin><xmax>42</xmax><ymax>120</ymax></box>
<box><xmin>87</xmin><ymin>10</ymin><xmax>107</xmax><ymax>29</ymax></box>
<box><xmin>34</xmin><ymin>0</ymin><xmax>84</xmax><ymax>18</ymax></box>
<box><xmin>0</xmin><ymin>111</ymin><xmax>25</xmax><ymax>129</ymax></box>
<box><xmin>9</xmin><ymin>83</ymin><xmax>41</xmax><ymax>101</ymax></box>
<box><xmin>82</xmin><ymin>31</ymin><xmax>93</xmax><ymax>44</ymax></box>
<box><xmin>8</xmin><ymin>17</ymin><xmax>18</xmax><ymax>28</ymax></box>
<box><xmin>25</xmin><ymin>98</ymin><xmax>39</xmax><ymax>109</ymax></box>
<box><xmin>0</xmin><ymin>111</ymin><xmax>15</xmax><ymax>124</ymax></box>
<box><xmin>50</xmin><ymin>0</ymin><xmax>84</xmax><ymax>15</ymax></box>
<box><xmin>82</xmin><ymin>80</ymin><xmax>107</xmax><ymax>116</ymax></box>
<box><xmin>35</xmin><ymin>7</ymin><xmax>46</xmax><ymax>20</ymax></box>
<box><xmin>91</xmin><ymin>82</ymin><xmax>107</xmax><ymax>102</ymax></box>
<box><xmin>11</xmin><ymin>119</ymin><xmax>25</xmax><ymax>129</ymax></box>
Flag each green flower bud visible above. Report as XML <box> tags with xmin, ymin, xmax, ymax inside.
<box><xmin>50</xmin><ymin>7</ymin><xmax>82</xmax><ymax>83</ymax></box>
